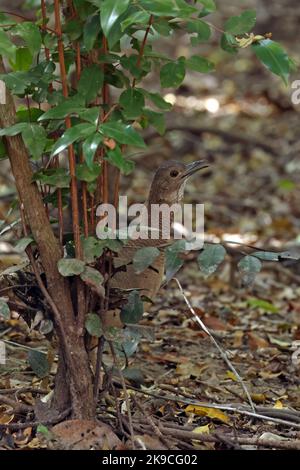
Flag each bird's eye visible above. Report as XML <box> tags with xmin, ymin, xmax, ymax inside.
<box><xmin>170</xmin><ymin>170</ymin><xmax>179</xmax><ymax>178</ymax></box>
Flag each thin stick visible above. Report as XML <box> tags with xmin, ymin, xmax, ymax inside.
<box><xmin>109</xmin><ymin>341</ymin><xmax>135</xmax><ymax>449</ymax></box>
<box><xmin>126</xmin><ymin>385</ymin><xmax>300</xmax><ymax>429</ymax></box>
<box><xmin>54</xmin><ymin>0</ymin><xmax>82</xmax><ymax>259</ymax></box>
<box><xmin>173</xmin><ymin>277</ymin><xmax>255</xmax><ymax>411</ymax></box>
<box><xmin>93</xmin><ymin>335</ymin><xmax>105</xmax><ymax>400</ymax></box>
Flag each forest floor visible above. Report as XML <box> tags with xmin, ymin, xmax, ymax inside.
<box><xmin>0</xmin><ymin>0</ymin><xmax>300</xmax><ymax>450</ymax></box>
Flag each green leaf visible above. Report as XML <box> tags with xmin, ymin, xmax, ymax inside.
<box><xmin>17</xmin><ymin>107</ymin><xmax>44</xmax><ymax>122</ymax></box>
<box><xmin>165</xmin><ymin>240</ymin><xmax>186</xmax><ymax>281</ymax></box>
<box><xmin>238</xmin><ymin>255</ymin><xmax>262</xmax><ymax>285</ymax></box>
<box><xmin>120</xmin><ymin>290</ymin><xmax>144</xmax><ymax>324</ymax></box>
<box><xmin>0</xmin><ymin>122</ymin><xmax>28</xmax><ymax>137</ymax></box>
<box><xmin>63</xmin><ymin>18</ymin><xmax>83</xmax><ymax>41</ymax></box>
<box><xmin>27</xmin><ymin>350</ymin><xmax>49</xmax><ymax>378</ymax></box>
<box><xmin>0</xmin><ymin>30</ymin><xmax>16</xmax><ymax>61</ymax></box>
<box><xmin>38</xmin><ymin>95</ymin><xmax>86</xmax><ymax>120</ymax></box>
<box><xmin>198</xmin><ymin>0</ymin><xmax>216</xmax><ymax>14</ymax></box>
<box><xmin>100</xmin><ymin>121</ymin><xmax>146</xmax><ymax>148</ymax></box>
<box><xmin>140</xmin><ymin>0</ymin><xmax>197</xmax><ymax>17</ymax></box>
<box><xmin>247</xmin><ymin>298</ymin><xmax>278</xmax><ymax>314</ymax></box>
<box><xmin>221</xmin><ymin>33</ymin><xmax>238</xmax><ymax>54</ymax></box>
<box><xmin>14</xmin><ymin>236</ymin><xmax>34</xmax><ymax>253</ymax></box>
<box><xmin>187</xmin><ymin>19</ymin><xmax>211</xmax><ymax>42</ymax></box>
<box><xmin>82</xmin><ymin>236</ymin><xmax>104</xmax><ymax>263</ymax></box>
<box><xmin>0</xmin><ymin>298</ymin><xmax>10</xmax><ymax>320</ymax></box>
<box><xmin>105</xmin><ymin>146</ymin><xmax>135</xmax><ymax>175</ymax></box>
<box><xmin>77</xmin><ymin>65</ymin><xmax>104</xmax><ymax>103</ymax></box>
<box><xmin>100</xmin><ymin>0</ymin><xmax>130</xmax><ymax>46</ymax></box>
<box><xmin>251</xmin><ymin>251</ymin><xmax>280</xmax><ymax>262</ymax></box>
<box><xmin>197</xmin><ymin>244</ymin><xmax>226</xmax><ymax>277</ymax></box>
<box><xmin>120</xmin><ymin>88</ymin><xmax>145</xmax><ymax>119</ymax></box>
<box><xmin>11</xmin><ymin>47</ymin><xmax>33</xmax><ymax>71</ymax></box>
<box><xmin>224</xmin><ymin>10</ymin><xmax>256</xmax><ymax>35</ymax></box>
<box><xmin>80</xmin><ymin>267</ymin><xmax>104</xmax><ymax>297</ymax></box>
<box><xmin>22</xmin><ymin>124</ymin><xmax>47</xmax><ymax>160</ymax></box>
<box><xmin>76</xmin><ymin>162</ymin><xmax>101</xmax><ymax>182</ymax></box>
<box><xmin>185</xmin><ymin>55</ymin><xmax>215</xmax><ymax>73</ymax></box>
<box><xmin>14</xmin><ymin>22</ymin><xmax>41</xmax><ymax>54</ymax></box>
<box><xmin>143</xmin><ymin>91</ymin><xmax>172</xmax><ymax>111</ymax></box>
<box><xmin>83</xmin><ymin>14</ymin><xmax>101</xmax><ymax>51</ymax></box>
<box><xmin>33</xmin><ymin>168</ymin><xmax>70</xmax><ymax>188</ymax></box>
<box><xmin>85</xmin><ymin>313</ymin><xmax>102</xmax><ymax>337</ymax></box>
<box><xmin>0</xmin><ymin>71</ymin><xmax>30</xmax><ymax>95</ymax></box>
<box><xmin>82</xmin><ymin>132</ymin><xmax>103</xmax><ymax>168</ymax></box>
<box><xmin>78</xmin><ymin>107</ymin><xmax>99</xmax><ymax>124</ymax></box>
<box><xmin>132</xmin><ymin>247</ymin><xmax>160</xmax><ymax>274</ymax></box>
<box><xmin>51</xmin><ymin>123</ymin><xmax>96</xmax><ymax>156</ymax></box>
<box><xmin>160</xmin><ymin>59</ymin><xmax>185</xmax><ymax>88</ymax></box>
<box><xmin>57</xmin><ymin>258</ymin><xmax>85</xmax><ymax>276</ymax></box>
<box><xmin>121</xmin><ymin>11</ymin><xmax>150</xmax><ymax>31</ymax></box>
<box><xmin>252</xmin><ymin>39</ymin><xmax>290</xmax><ymax>85</ymax></box>
<box><xmin>143</xmin><ymin>109</ymin><xmax>165</xmax><ymax>135</ymax></box>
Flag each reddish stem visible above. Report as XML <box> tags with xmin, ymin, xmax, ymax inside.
<box><xmin>54</xmin><ymin>0</ymin><xmax>82</xmax><ymax>258</ymax></box>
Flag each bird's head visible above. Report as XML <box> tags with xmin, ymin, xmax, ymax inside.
<box><xmin>147</xmin><ymin>159</ymin><xmax>209</xmax><ymax>205</ymax></box>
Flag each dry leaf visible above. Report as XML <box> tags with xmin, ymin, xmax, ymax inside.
<box><xmin>185</xmin><ymin>405</ymin><xmax>230</xmax><ymax>424</ymax></box>
<box><xmin>193</xmin><ymin>424</ymin><xmax>211</xmax><ymax>434</ymax></box>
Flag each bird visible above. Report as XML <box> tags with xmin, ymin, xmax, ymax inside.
<box><xmin>102</xmin><ymin>159</ymin><xmax>209</xmax><ymax>329</ymax></box>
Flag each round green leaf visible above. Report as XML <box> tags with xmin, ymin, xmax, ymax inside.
<box><xmin>185</xmin><ymin>55</ymin><xmax>215</xmax><ymax>73</ymax></box>
<box><xmin>80</xmin><ymin>267</ymin><xmax>104</xmax><ymax>297</ymax></box>
<box><xmin>238</xmin><ymin>255</ymin><xmax>262</xmax><ymax>285</ymax></box>
<box><xmin>22</xmin><ymin>124</ymin><xmax>47</xmax><ymax>160</ymax></box>
<box><xmin>120</xmin><ymin>88</ymin><xmax>145</xmax><ymax>119</ymax></box>
<box><xmin>132</xmin><ymin>247</ymin><xmax>160</xmax><ymax>274</ymax></box>
<box><xmin>57</xmin><ymin>258</ymin><xmax>85</xmax><ymax>277</ymax></box>
<box><xmin>197</xmin><ymin>244</ymin><xmax>226</xmax><ymax>277</ymax></box>
<box><xmin>224</xmin><ymin>10</ymin><xmax>256</xmax><ymax>35</ymax></box>
<box><xmin>78</xmin><ymin>65</ymin><xmax>104</xmax><ymax>103</ymax></box>
<box><xmin>160</xmin><ymin>60</ymin><xmax>185</xmax><ymax>88</ymax></box>
<box><xmin>120</xmin><ymin>290</ymin><xmax>144</xmax><ymax>324</ymax></box>
<box><xmin>105</xmin><ymin>146</ymin><xmax>135</xmax><ymax>175</ymax></box>
<box><xmin>27</xmin><ymin>350</ymin><xmax>49</xmax><ymax>378</ymax></box>
<box><xmin>85</xmin><ymin>312</ymin><xmax>102</xmax><ymax>337</ymax></box>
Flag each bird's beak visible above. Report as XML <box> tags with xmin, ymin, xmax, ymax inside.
<box><xmin>181</xmin><ymin>160</ymin><xmax>209</xmax><ymax>179</ymax></box>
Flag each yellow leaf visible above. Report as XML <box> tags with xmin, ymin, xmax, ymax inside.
<box><xmin>274</xmin><ymin>400</ymin><xmax>283</xmax><ymax>409</ymax></box>
<box><xmin>226</xmin><ymin>370</ymin><xmax>238</xmax><ymax>382</ymax></box>
<box><xmin>193</xmin><ymin>424</ymin><xmax>211</xmax><ymax>434</ymax></box>
<box><xmin>185</xmin><ymin>405</ymin><xmax>230</xmax><ymax>424</ymax></box>
<box><xmin>251</xmin><ymin>393</ymin><xmax>266</xmax><ymax>404</ymax></box>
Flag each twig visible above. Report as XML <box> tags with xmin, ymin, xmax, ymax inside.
<box><xmin>93</xmin><ymin>335</ymin><xmax>105</xmax><ymax>400</ymax></box>
<box><xmin>0</xmin><ymin>395</ymin><xmax>33</xmax><ymax>414</ymax></box>
<box><xmin>136</xmin><ymin>423</ymin><xmax>300</xmax><ymax>450</ymax></box>
<box><xmin>132</xmin><ymin>396</ymin><xmax>171</xmax><ymax>449</ymax></box>
<box><xmin>108</xmin><ymin>341</ymin><xmax>135</xmax><ymax>449</ymax></box>
<box><xmin>122</xmin><ymin>384</ymin><xmax>300</xmax><ymax>429</ymax></box>
<box><xmin>173</xmin><ymin>278</ymin><xmax>255</xmax><ymax>411</ymax></box>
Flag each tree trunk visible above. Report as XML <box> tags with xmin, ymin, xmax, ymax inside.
<box><xmin>0</xmin><ymin>59</ymin><xmax>94</xmax><ymax>420</ymax></box>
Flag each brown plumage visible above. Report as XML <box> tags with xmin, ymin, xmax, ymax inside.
<box><xmin>103</xmin><ymin>159</ymin><xmax>208</xmax><ymax>328</ymax></box>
